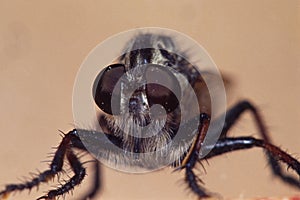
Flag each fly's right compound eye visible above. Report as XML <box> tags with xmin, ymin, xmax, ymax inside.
<box><xmin>144</xmin><ymin>65</ymin><xmax>181</xmax><ymax>114</ymax></box>
<box><xmin>93</xmin><ymin>63</ymin><xmax>125</xmax><ymax>115</ymax></box>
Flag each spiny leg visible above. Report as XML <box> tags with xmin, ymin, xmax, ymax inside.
<box><xmin>0</xmin><ymin>130</ymin><xmax>76</xmax><ymax>198</ymax></box>
<box><xmin>37</xmin><ymin>148</ymin><xmax>86</xmax><ymax>199</ymax></box>
<box><xmin>185</xmin><ymin>168</ymin><xmax>209</xmax><ymax>198</ymax></box>
<box><xmin>205</xmin><ymin>137</ymin><xmax>300</xmax><ymax>185</ymax></box>
<box><xmin>182</xmin><ymin>113</ymin><xmax>211</xmax><ymax>198</ymax></box>
<box><xmin>0</xmin><ymin>129</ymin><xmax>101</xmax><ymax>199</ymax></box>
<box><xmin>80</xmin><ymin>161</ymin><xmax>101</xmax><ymax>200</ymax></box>
<box><xmin>217</xmin><ymin>100</ymin><xmax>300</xmax><ymax>188</ymax></box>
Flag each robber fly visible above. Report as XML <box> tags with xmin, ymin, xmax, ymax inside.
<box><xmin>1</xmin><ymin>31</ymin><xmax>300</xmax><ymax>200</ymax></box>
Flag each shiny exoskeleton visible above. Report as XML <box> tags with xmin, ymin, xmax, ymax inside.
<box><xmin>1</xmin><ymin>33</ymin><xmax>300</xmax><ymax>200</ymax></box>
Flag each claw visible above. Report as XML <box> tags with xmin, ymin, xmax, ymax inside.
<box><xmin>37</xmin><ymin>195</ymin><xmax>56</xmax><ymax>200</ymax></box>
<box><xmin>0</xmin><ymin>192</ymin><xmax>10</xmax><ymax>200</ymax></box>
<box><xmin>36</xmin><ymin>195</ymin><xmax>47</xmax><ymax>200</ymax></box>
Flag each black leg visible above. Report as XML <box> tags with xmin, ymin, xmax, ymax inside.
<box><xmin>37</xmin><ymin>150</ymin><xmax>86</xmax><ymax>199</ymax></box>
<box><xmin>219</xmin><ymin>100</ymin><xmax>268</xmax><ymax>140</ymax></box>
<box><xmin>80</xmin><ymin>161</ymin><xmax>101</xmax><ymax>199</ymax></box>
<box><xmin>205</xmin><ymin>137</ymin><xmax>300</xmax><ymax>187</ymax></box>
<box><xmin>182</xmin><ymin>113</ymin><xmax>211</xmax><ymax>198</ymax></box>
<box><xmin>216</xmin><ymin>100</ymin><xmax>300</xmax><ymax>188</ymax></box>
<box><xmin>0</xmin><ymin>129</ymin><xmax>102</xmax><ymax>200</ymax></box>
<box><xmin>185</xmin><ymin>168</ymin><xmax>209</xmax><ymax>198</ymax></box>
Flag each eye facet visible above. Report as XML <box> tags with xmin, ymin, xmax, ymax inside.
<box><xmin>145</xmin><ymin>65</ymin><xmax>181</xmax><ymax>113</ymax></box>
<box><xmin>93</xmin><ymin>64</ymin><xmax>125</xmax><ymax>115</ymax></box>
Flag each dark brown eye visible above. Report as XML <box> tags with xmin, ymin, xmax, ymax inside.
<box><xmin>93</xmin><ymin>64</ymin><xmax>125</xmax><ymax>115</ymax></box>
<box><xmin>145</xmin><ymin>65</ymin><xmax>181</xmax><ymax>113</ymax></box>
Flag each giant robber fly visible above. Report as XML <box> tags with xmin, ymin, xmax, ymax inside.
<box><xmin>1</xmin><ymin>32</ymin><xmax>299</xmax><ymax>200</ymax></box>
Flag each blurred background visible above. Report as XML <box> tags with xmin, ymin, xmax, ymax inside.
<box><xmin>0</xmin><ymin>1</ymin><xmax>299</xmax><ymax>199</ymax></box>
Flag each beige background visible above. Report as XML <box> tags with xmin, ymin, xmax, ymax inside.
<box><xmin>0</xmin><ymin>1</ymin><xmax>299</xmax><ymax>200</ymax></box>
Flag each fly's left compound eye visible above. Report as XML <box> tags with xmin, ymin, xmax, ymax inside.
<box><xmin>93</xmin><ymin>64</ymin><xmax>125</xmax><ymax>115</ymax></box>
<box><xmin>145</xmin><ymin>65</ymin><xmax>181</xmax><ymax>113</ymax></box>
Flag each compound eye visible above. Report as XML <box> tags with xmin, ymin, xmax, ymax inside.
<box><xmin>93</xmin><ymin>64</ymin><xmax>125</xmax><ymax>115</ymax></box>
<box><xmin>145</xmin><ymin>65</ymin><xmax>181</xmax><ymax>113</ymax></box>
